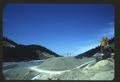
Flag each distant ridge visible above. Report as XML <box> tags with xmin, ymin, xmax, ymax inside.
<box><xmin>2</xmin><ymin>36</ymin><xmax>61</xmax><ymax>62</ymax></box>
<box><xmin>28</xmin><ymin>45</ymin><xmax>60</xmax><ymax>57</ymax></box>
<box><xmin>2</xmin><ymin>37</ymin><xmax>18</xmax><ymax>47</ymax></box>
<box><xmin>75</xmin><ymin>37</ymin><xmax>114</xmax><ymax>58</ymax></box>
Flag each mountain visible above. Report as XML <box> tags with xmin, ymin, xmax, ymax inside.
<box><xmin>75</xmin><ymin>37</ymin><xmax>114</xmax><ymax>58</ymax></box>
<box><xmin>2</xmin><ymin>37</ymin><xmax>61</xmax><ymax>62</ymax></box>
<box><xmin>2</xmin><ymin>37</ymin><xmax>18</xmax><ymax>48</ymax></box>
<box><xmin>27</xmin><ymin>45</ymin><xmax>60</xmax><ymax>57</ymax></box>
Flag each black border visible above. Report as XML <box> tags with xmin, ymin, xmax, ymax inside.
<box><xmin>0</xmin><ymin>0</ymin><xmax>120</xmax><ymax>82</ymax></box>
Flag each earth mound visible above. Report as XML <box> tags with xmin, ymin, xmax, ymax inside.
<box><xmin>37</xmin><ymin>57</ymin><xmax>95</xmax><ymax>71</ymax></box>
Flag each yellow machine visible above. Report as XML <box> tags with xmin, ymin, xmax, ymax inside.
<box><xmin>100</xmin><ymin>37</ymin><xmax>109</xmax><ymax>52</ymax></box>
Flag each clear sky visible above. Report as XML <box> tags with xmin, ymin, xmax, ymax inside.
<box><xmin>3</xmin><ymin>4</ymin><xmax>114</xmax><ymax>56</ymax></box>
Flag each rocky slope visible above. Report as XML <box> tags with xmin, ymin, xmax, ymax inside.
<box><xmin>36</xmin><ymin>57</ymin><xmax>95</xmax><ymax>71</ymax></box>
<box><xmin>50</xmin><ymin>59</ymin><xmax>114</xmax><ymax>80</ymax></box>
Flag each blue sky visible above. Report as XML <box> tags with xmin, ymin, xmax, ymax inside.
<box><xmin>3</xmin><ymin>4</ymin><xmax>114</xmax><ymax>56</ymax></box>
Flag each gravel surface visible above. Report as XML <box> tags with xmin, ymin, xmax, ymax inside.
<box><xmin>3</xmin><ymin>60</ymin><xmax>45</xmax><ymax>80</ymax></box>
<box><xmin>37</xmin><ymin>57</ymin><xmax>95</xmax><ymax>71</ymax></box>
<box><xmin>50</xmin><ymin>59</ymin><xmax>114</xmax><ymax>80</ymax></box>
<box><xmin>2</xmin><ymin>57</ymin><xmax>114</xmax><ymax>80</ymax></box>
